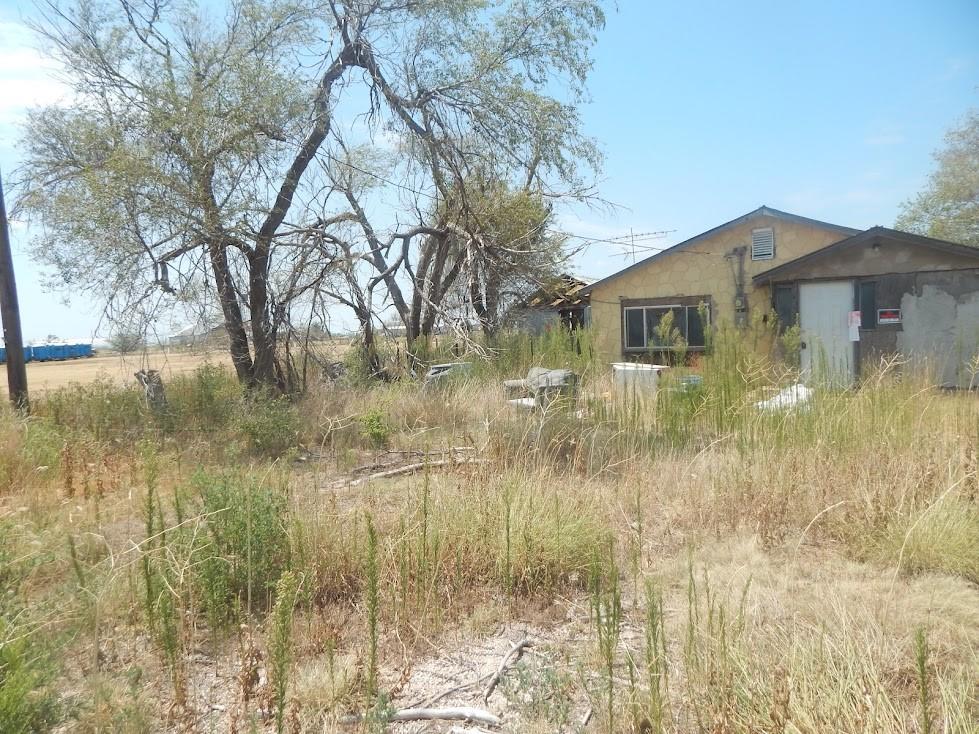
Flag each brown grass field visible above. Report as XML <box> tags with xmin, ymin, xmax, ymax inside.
<box><xmin>0</xmin><ymin>329</ymin><xmax>976</xmax><ymax>733</ymax></box>
<box><xmin>3</xmin><ymin>350</ymin><xmax>232</xmax><ymax>394</ymax></box>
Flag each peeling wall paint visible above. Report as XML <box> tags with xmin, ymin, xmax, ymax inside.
<box><xmin>898</xmin><ymin>280</ymin><xmax>979</xmax><ymax>388</ymax></box>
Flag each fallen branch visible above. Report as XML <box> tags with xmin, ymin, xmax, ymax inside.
<box><xmin>340</xmin><ymin>706</ymin><xmax>501</xmax><ymax>728</ymax></box>
<box><xmin>483</xmin><ymin>637</ymin><xmax>534</xmax><ymax>703</ymax></box>
<box><xmin>350</xmin><ymin>447</ymin><xmax>476</xmax><ymax>475</ymax></box>
<box><xmin>390</xmin><ymin>707</ymin><xmax>502</xmax><ymax>727</ymax></box>
<box><xmin>332</xmin><ymin>457</ymin><xmax>487</xmax><ymax>488</ymax></box>
<box><xmin>408</xmin><ymin>671</ymin><xmax>493</xmax><ymax>709</ymax></box>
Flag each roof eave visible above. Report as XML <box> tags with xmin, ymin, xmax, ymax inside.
<box><xmin>752</xmin><ymin>227</ymin><xmax>979</xmax><ymax>284</ymax></box>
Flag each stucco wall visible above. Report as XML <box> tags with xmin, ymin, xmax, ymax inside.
<box><xmin>589</xmin><ymin>214</ymin><xmax>850</xmax><ymax>360</ymax></box>
<box><xmin>896</xmin><ymin>271</ymin><xmax>979</xmax><ymax>388</ymax></box>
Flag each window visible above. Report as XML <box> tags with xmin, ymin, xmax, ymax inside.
<box><xmin>859</xmin><ymin>281</ymin><xmax>877</xmax><ymax>330</ymax></box>
<box><xmin>772</xmin><ymin>284</ymin><xmax>798</xmax><ymax>332</ymax></box>
<box><xmin>625</xmin><ymin>308</ymin><xmax>644</xmax><ymax>348</ymax></box>
<box><xmin>751</xmin><ymin>227</ymin><xmax>775</xmax><ymax>260</ymax></box>
<box><xmin>623</xmin><ymin>302</ymin><xmax>710</xmax><ymax>350</ymax></box>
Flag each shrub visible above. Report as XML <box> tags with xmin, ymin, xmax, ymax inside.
<box><xmin>167</xmin><ymin>363</ymin><xmax>241</xmax><ymax>434</ymax></box>
<box><xmin>194</xmin><ymin>471</ymin><xmax>291</xmax><ymax>624</ymax></box>
<box><xmin>36</xmin><ymin>379</ymin><xmax>147</xmax><ymax>442</ymax></box>
<box><xmin>359</xmin><ymin>408</ymin><xmax>391</xmax><ymax>449</ymax></box>
<box><xmin>235</xmin><ymin>391</ymin><xmax>299</xmax><ymax>457</ymax></box>
<box><xmin>0</xmin><ymin>620</ymin><xmax>61</xmax><ymax>733</ymax></box>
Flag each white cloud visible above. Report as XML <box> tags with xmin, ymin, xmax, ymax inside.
<box><xmin>0</xmin><ymin>21</ymin><xmax>69</xmax><ymax>128</ymax></box>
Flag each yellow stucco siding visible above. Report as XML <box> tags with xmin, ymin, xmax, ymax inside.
<box><xmin>589</xmin><ymin>213</ymin><xmax>851</xmax><ymax>360</ymax></box>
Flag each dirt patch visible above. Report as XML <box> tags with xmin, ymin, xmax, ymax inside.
<box><xmin>379</xmin><ymin>618</ymin><xmax>594</xmax><ymax>733</ymax></box>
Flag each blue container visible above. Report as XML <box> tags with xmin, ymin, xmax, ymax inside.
<box><xmin>76</xmin><ymin>343</ymin><xmax>93</xmax><ymax>358</ymax></box>
<box><xmin>0</xmin><ymin>346</ymin><xmax>34</xmax><ymax>363</ymax></box>
<box><xmin>33</xmin><ymin>345</ymin><xmax>51</xmax><ymax>361</ymax></box>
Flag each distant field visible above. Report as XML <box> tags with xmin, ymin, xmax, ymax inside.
<box><xmin>1</xmin><ymin>349</ymin><xmax>233</xmax><ymax>394</ymax></box>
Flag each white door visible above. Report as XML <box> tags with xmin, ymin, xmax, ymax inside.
<box><xmin>799</xmin><ymin>281</ymin><xmax>854</xmax><ymax>384</ymax></box>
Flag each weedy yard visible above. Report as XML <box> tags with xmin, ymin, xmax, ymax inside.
<box><xmin>1</xmin><ymin>330</ymin><xmax>977</xmax><ymax>733</ymax></box>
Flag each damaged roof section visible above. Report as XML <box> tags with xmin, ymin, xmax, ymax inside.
<box><xmin>523</xmin><ymin>274</ymin><xmax>592</xmax><ymax>309</ymax></box>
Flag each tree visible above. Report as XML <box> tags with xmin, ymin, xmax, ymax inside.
<box><xmin>18</xmin><ymin>0</ymin><xmax>604</xmax><ymax>389</ymax></box>
<box><xmin>896</xmin><ymin>110</ymin><xmax>979</xmax><ymax>246</ymax></box>
<box><xmin>445</xmin><ymin>180</ymin><xmax>567</xmax><ymax>339</ymax></box>
<box><xmin>109</xmin><ymin>329</ymin><xmax>145</xmax><ymax>354</ymax></box>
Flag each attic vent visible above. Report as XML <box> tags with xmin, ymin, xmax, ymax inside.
<box><xmin>751</xmin><ymin>227</ymin><xmax>775</xmax><ymax>260</ymax></box>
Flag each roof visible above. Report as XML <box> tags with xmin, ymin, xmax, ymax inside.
<box><xmin>583</xmin><ymin>206</ymin><xmax>860</xmax><ymax>294</ymax></box>
<box><xmin>752</xmin><ymin>226</ymin><xmax>979</xmax><ymax>284</ymax></box>
<box><xmin>524</xmin><ymin>274</ymin><xmax>592</xmax><ymax>309</ymax></box>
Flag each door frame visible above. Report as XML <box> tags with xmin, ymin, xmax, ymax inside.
<box><xmin>797</xmin><ymin>279</ymin><xmax>857</xmax><ymax>384</ymax></box>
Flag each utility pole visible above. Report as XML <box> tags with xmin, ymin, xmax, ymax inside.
<box><xmin>0</xmin><ymin>171</ymin><xmax>29</xmax><ymax>411</ymax></box>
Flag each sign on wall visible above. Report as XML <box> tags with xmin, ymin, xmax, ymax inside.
<box><xmin>848</xmin><ymin>311</ymin><xmax>861</xmax><ymax>342</ymax></box>
<box><xmin>878</xmin><ymin>308</ymin><xmax>902</xmax><ymax>325</ymax></box>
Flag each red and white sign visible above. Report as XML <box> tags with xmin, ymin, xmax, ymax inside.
<box><xmin>878</xmin><ymin>308</ymin><xmax>901</xmax><ymax>325</ymax></box>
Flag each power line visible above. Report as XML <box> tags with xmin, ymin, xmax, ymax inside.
<box><xmin>566</xmin><ymin>230</ymin><xmax>674</xmax><ymax>245</ymax></box>
<box><xmin>323</xmin><ymin>154</ymin><xmax>682</xmax><ymax>260</ymax></box>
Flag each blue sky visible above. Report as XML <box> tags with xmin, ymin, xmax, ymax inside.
<box><xmin>1</xmin><ymin>0</ymin><xmax>977</xmax><ymax>339</ymax></box>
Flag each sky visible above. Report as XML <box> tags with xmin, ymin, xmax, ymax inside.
<box><xmin>0</xmin><ymin>0</ymin><xmax>977</xmax><ymax>341</ymax></box>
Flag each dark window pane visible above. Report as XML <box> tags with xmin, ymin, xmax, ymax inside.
<box><xmin>647</xmin><ymin>307</ymin><xmax>684</xmax><ymax>347</ymax></box>
<box><xmin>773</xmin><ymin>284</ymin><xmax>797</xmax><ymax>332</ymax></box>
<box><xmin>687</xmin><ymin>304</ymin><xmax>708</xmax><ymax>347</ymax></box>
<box><xmin>625</xmin><ymin>308</ymin><xmax>645</xmax><ymax>348</ymax></box>
<box><xmin>859</xmin><ymin>281</ymin><xmax>877</xmax><ymax>329</ymax></box>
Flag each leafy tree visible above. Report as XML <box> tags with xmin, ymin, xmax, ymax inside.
<box><xmin>109</xmin><ymin>330</ymin><xmax>145</xmax><ymax>354</ymax></box>
<box><xmin>447</xmin><ymin>180</ymin><xmax>567</xmax><ymax>339</ymax></box>
<box><xmin>897</xmin><ymin>110</ymin><xmax>979</xmax><ymax>246</ymax></box>
<box><xmin>18</xmin><ymin>0</ymin><xmax>604</xmax><ymax>388</ymax></box>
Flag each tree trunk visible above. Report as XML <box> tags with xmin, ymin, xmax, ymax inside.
<box><xmin>357</xmin><ymin>308</ymin><xmax>384</xmax><ymax>378</ymax></box>
<box><xmin>248</xmin><ymin>247</ymin><xmax>280</xmax><ymax>390</ymax></box>
<box><xmin>469</xmin><ymin>268</ymin><xmax>498</xmax><ymax>340</ymax></box>
<box><xmin>207</xmin><ymin>242</ymin><xmax>254</xmax><ymax>385</ymax></box>
<box><xmin>407</xmin><ymin>233</ymin><xmax>464</xmax><ymax>360</ymax></box>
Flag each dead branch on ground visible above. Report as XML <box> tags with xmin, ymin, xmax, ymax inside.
<box><xmin>482</xmin><ymin>637</ymin><xmax>534</xmax><ymax>703</ymax></box>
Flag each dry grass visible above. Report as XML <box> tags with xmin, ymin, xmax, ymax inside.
<box><xmin>0</xmin><ymin>340</ymin><xmax>977</xmax><ymax>732</ymax></box>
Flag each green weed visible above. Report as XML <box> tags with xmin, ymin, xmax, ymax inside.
<box><xmin>270</xmin><ymin>571</ymin><xmax>302</xmax><ymax>734</ymax></box>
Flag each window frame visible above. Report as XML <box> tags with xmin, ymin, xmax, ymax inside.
<box><xmin>771</xmin><ymin>282</ymin><xmax>799</xmax><ymax>333</ymax></box>
<box><xmin>621</xmin><ymin>298</ymin><xmax>711</xmax><ymax>352</ymax></box>
<box><xmin>858</xmin><ymin>280</ymin><xmax>878</xmax><ymax>330</ymax></box>
<box><xmin>751</xmin><ymin>227</ymin><xmax>775</xmax><ymax>261</ymax></box>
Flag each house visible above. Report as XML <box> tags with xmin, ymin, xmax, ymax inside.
<box><xmin>166</xmin><ymin>324</ymin><xmax>200</xmax><ymax>348</ymax></box>
<box><xmin>512</xmin><ymin>274</ymin><xmax>591</xmax><ymax>335</ymax></box>
<box><xmin>584</xmin><ymin>206</ymin><xmax>979</xmax><ymax>387</ymax></box>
